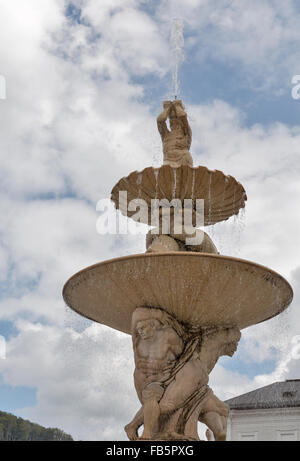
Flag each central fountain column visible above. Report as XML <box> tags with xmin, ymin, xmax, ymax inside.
<box><xmin>124</xmin><ymin>100</ymin><xmax>242</xmax><ymax>441</ymax></box>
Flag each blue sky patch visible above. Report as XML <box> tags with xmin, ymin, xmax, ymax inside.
<box><xmin>219</xmin><ymin>355</ymin><xmax>277</xmax><ymax>379</ymax></box>
<box><xmin>0</xmin><ymin>375</ymin><xmax>37</xmax><ymax>412</ymax></box>
<box><xmin>0</xmin><ymin>320</ymin><xmax>18</xmax><ymax>340</ymax></box>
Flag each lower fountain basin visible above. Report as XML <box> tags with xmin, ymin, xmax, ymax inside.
<box><xmin>63</xmin><ymin>253</ymin><xmax>293</xmax><ymax>333</ymax></box>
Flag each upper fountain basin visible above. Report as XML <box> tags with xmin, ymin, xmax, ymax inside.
<box><xmin>111</xmin><ymin>165</ymin><xmax>247</xmax><ymax>227</ymax></box>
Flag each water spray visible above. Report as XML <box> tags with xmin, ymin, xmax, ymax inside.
<box><xmin>171</xmin><ymin>18</ymin><xmax>184</xmax><ymax>100</ymax></box>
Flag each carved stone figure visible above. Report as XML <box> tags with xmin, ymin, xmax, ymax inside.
<box><xmin>145</xmin><ymin>207</ymin><xmax>219</xmax><ymax>254</ymax></box>
<box><xmin>125</xmin><ymin>307</ymin><xmax>241</xmax><ymax>441</ymax></box>
<box><xmin>196</xmin><ymin>327</ymin><xmax>240</xmax><ymax>441</ymax></box>
<box><xmin>157</xmin><ymin>100</ymin><xmax>193</xmax><ymax>168</ymax></box>
<box><xmin>146</xmin><ymin>229</ymin><xmax>218</xmax><ymax>254</ymax></box>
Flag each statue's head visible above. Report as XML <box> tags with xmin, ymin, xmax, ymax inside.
<box><xmin>221</xmin><ymin>327</ymin><xmax>241</xmax><ymax>357</ymax></box>
<box><xmin>202</xmin><ymin>325</ymin><xmax>241</xmax><ymax>357</ymax></box>
<box><xmin>131</xmin><ymin>307</ymin><xmax>186</xmax><ymax>341</ymax></box>
<box><xmin>135</xmin><ymin>318</ymin><xmax>162</xmax><ymax>340</ymax></box>
<box><xmin>224</xmin><ymin>340</ymin><xmax>238</xmax><ymax>357</ymax></box>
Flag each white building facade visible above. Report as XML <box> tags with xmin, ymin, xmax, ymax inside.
<box><xmin>226</xmin><ymin>380</ymin><xmax>300</xmax><ymax>441</ymax></box>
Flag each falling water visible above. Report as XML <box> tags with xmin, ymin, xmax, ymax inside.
<box><xmin>171</xmin><ymin>18</ymin><xmax>184</xmax><ymax>100</ymax></box>
<box><xmin>64</xmin><ymin>304</ymin><xmax>91</xmax><ymax>340</ymax></box>
<box><xmin>154</xmin><ymin>169</ymin><xmax>159</xmax><ymax>199</ymax></box>
<box><xmin>191</xmin><ymin>169</ymin><xmax>195</xmax><ymax>201</ymax></box>
<box><xmin>206</xmin><ymin>207</ymin><xmax>246</xmax><ymax>257</ymax></box>
<box><xmin>173</xmin><ymin>168</ymin><xmax>177</xmax><ymax>199</ymax></box>
<box><xmin>152</xmin><ymin>169</ymin><xmax>159</xmax><ymax>229</ymax></box>
<box><xmin>152</xmin><ymin>139</ymin><xmax>162</xmax><ymax>167</ymax></box>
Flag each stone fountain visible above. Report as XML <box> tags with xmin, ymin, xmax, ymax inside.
<box><xmin>63</xmin><ymin>99</ymin><xmax>293</xmax><ymax>441</ymax></box>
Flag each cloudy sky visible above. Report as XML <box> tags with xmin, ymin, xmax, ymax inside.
<box><xmin>0</xmin><ymin>0</ymin><xmax>300</xmax><ymax>440</ymax></box>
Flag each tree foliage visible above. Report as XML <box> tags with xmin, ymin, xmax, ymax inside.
<box><xmin>0</xmin><ymin>411</ymin><xmax>73</xmax><ymax>441</ymax></box>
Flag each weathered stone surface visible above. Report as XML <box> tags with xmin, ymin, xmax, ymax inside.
<box><xmin>146</xmin><ymin>229</ymin><xmax>218</xmax><ymax>254</ymax></box>
<box><xmin>157</xmin><ymin>100</ymin><xmax>193</xmax><ymax>168</ymax></box>
<box><xmin>125</xmin><ymin>307</ymin><xmax>240</xmax><ymax>441</ymax></box>
<box><xmin>62</xmin><ymin>252</ymin><xmax>293</xmax><ymax>334</ymax></box>
<box><xmin>111</xmin><ymin>164</ymin><xmax>247</xmax><ymax>226</ymax></box>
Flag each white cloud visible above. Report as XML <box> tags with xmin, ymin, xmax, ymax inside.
<box><xmin>0</xmin><ymin>0</ymin><xmax>299</xmax><ymax>441</ymax></box>
<box><xmin>82</xmin><ymin>2</ymin><xmax>169</xmax><ymax>77</ymax></box>
<box><xmin>188</xmin><ymin>100</ymin><xmax>300</xmax><ymax>275</ymax></box>
<box><xmin>0</xmin><ymin>196</ymin><xmax>146</xmax><ymax>325</ymax></box>
<box><xmin>0</xmin><ymin>320</ymin><xmax>136</xmax><ymax>440</ymax></box>
<box><xmin>0</xmin><ymin>1</ymin><xmax>162</xmax><ymax>439</ymax></box>
<box><xmin>158</xmin><ymin>0</ymin><xmax>300</xmax><ymax>90</ymax></box>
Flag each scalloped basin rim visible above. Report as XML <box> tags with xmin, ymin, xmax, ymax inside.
<box><xmin>110</xmin><ymin>165</ymin><xmax>247</xmax><ymax>226</ymax></box>
<box><xmin>63</xmin><ymin>252</ymin><xmax>293</xmax><ymax>335</ymax></box>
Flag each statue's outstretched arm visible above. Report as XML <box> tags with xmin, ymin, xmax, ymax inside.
<box><xmin>174</xmin><ymin>103</ymin><xmax>192</xmax><ymax>140</ymax></box>
<box><xmin>157</xmin><ymin>102</ymin><xmax>171</xmax><ymax>137</ymax></box>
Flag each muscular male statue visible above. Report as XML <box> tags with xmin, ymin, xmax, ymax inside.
<box><xmin>125</xmin><ymin>307</ymin><xmax>241</xmax><ymax>441</ymax></box>
<box><xmin>157</xmin><ymin>100</ymin><xmax>193</xmax><ymax>168</ymax></box>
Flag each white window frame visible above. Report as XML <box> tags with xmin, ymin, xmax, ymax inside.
<box><xmin>238</xmin><ymin>431</ymin><xmax>258</xmax><ymax>441</ymax></box>
<box><xmin>276</xmin><ymin>429</ymin><xmax>298</xmax><ymax>441</ymax></box>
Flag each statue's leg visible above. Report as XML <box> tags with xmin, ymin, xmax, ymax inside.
<box><xmin>141</xmin><ymin>383</ymin><xmax>164</xmax><ymax>439</ymax></box>
<box><xmin>156</xmin><ymin>361</ymin><xmax>206</xmax><ymax>439</ymax></box>
<box><xmin>199</xmin><ymin>412</ymin><xmax>226</xmax><ymax>441</ymax></box>
<box><xmin>199</xmin><ymin>394</ymin><xmax>229</xmax><ymax>441</ymax></box>
<box><xmin>124</xmin><ymin>407</ymin><xmax>143</xmax><ymax>440</ymax></box>
<box><xmin>159</xmin><ymin>359</ymin><xmax>202</xmax><ymax>416</ymax></box>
